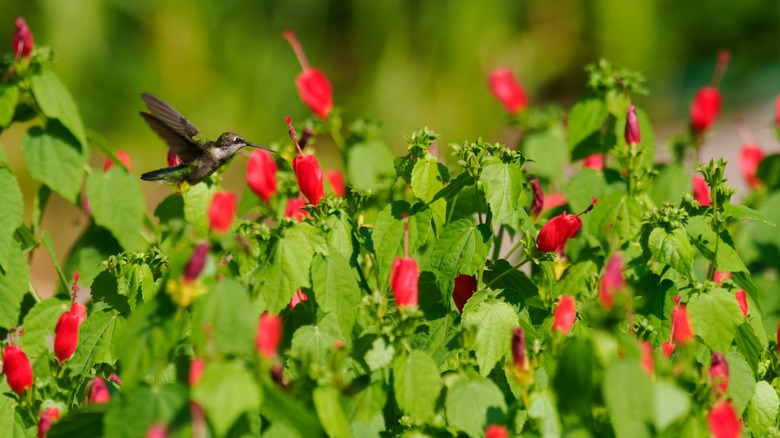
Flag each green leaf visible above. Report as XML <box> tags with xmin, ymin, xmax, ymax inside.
<box><xmin>429</xmin><ymin>218</ymin><xmax>491</xmax><ymax>279</ymax></box>
<box><xmin>85</xmin><ymin>167</ymin><xmax>146</xmax><ymax>251</ymax></box>
<box><xmin>588</xmin><ymin>193</ymin><xmax>642</xmax><ymax>249</ymax></box>
<box><xmin>0</xmin><ymin>82</ymin><xmax>18</xmax><ymax>128</ymax></box>
<box><xmin>479</xmin><ymin>158</ymin><xmax>524</xmax><ymax>227</ymax></box>
<box><xmin>103</xmin><ymin>384</ymin><xmax>188</xmax><ymax>438</ymax></box>
<box><xmin>324</xmin><ymin>213</ymin><xmax>354</xmax><ymax>259</ymax></box>
<box><xmin>20</xmin><ymin>298</ymin><xmax>68</xmax><ymax>360</ymax></box>
<box><xmin>393</xmin><ymin>350</ymin><xmax>442</xmax><ymax>423</ymax></box>
<box><xmin>193</xmin><ymin>361</ymin><xmax>262</xmax><ymax>437</ymax></box>
<box><xmin>745</xmin><ymin>381</ymin><xmax>779</xmax><ymax>436</ymax></box>
<box><xmin>727</xmin><ymin>351</ymin><xmax>757</xmax><ymax>415</ymax></box>
<box><xmin>757</xmin><ymin>153</ymin><xmax>780</xmax><ymax>190</ymax></box>
<box><xmin>735</xmin><ymin>323</ymin><xmax>763</xmax><ymax>373</ymax></box>
<box><xmin>462</xmin><ymin>300</ymin><xmax>518</xmax><ymax>376</ymax></box>
<box><xmin>31</xmin><ymin>70</ymin><xmax>87</xmax><ymax>145</ymax></box>
<box><xmin>261</xmin><ymin>381</ymin><xmax>324</xmax><ymax>437</ymax></box>
<box><xmin>725</xmin><ymin>204</ymin><xmax>776</xmax><ymax>226</ymax></box>
<box><xmin>61</xmin><ymin>225</ymin><xmax>122</xmax><ymax>293</ymax></box>
<box><xmin>527</xmin><ymin>390</ymin><xmax>561</xmax><ymax>438</ymax></box>
<box><xmin>21</xmin><ymin>123</ymin><xmax>86</xmax><ymax>204</ymax></box>
<box><xmin>311</xmin><ymin>253</ymin><xmax>362</xmax><ymax>338</ymax></box>
<box><xmin>411</xmin><ymin>157</ymin><xmax>443</xmax><ymax>203</ymax></box>
<box><xmin>344</xmin><ymin>382</ymin><xmax>387</xmax><ymax>434</ymax></box>
<box><xmin>687</xmin><ymin>289</ymin><xmax>744</xmax><ymax>352</ymax></box>
<box><xmin>192</xmin><ymin>278</ymin><xmax>256</xmax><ymax>356</ymax></box>
<box><xmin>0</xmin><ymin>169</ymin><xmax>23</xmax><ymax>248</ymax></box>
<box><xmin>647</xmin><ymin>227</ymin><xmax>694</xmax><ymax>278</ymax></box>
<box><xmin>183</xmin><ymin>183</ymin><xmax>217</xmax><ymax>237</ymax></box>
<box><xmin>313</xmin><ymin>386</ymin><xmax>351</xmax><ymax>438</ymax></box>
<box><xmin>653</xmin><ymin>380</ymin><xmax>689</xmax><ymax>432</ymax></box>
<box><xmin>0</xmin><ymin>239</ymin><xmax>30</xmax><ymax>329</ymax></box>
<box><xmin>364</xmin><ymin>337</ymin><xmax>395</xmax><ymax>372</ymax></box>
<box><xmin>568</xmin><ymin>97</ymin><xmax>608</xmax><ymax>150</ymax></box>
<box><xmin>431</xmin><ymin>172</ymin><xmax>476</xmax><ymax>203</ymax></box>
<box><xmin>445</xmin><ymin>376</ymin><xmax>507</xmax><ymax>438</ymax></box>
<box><xmin>649</xmin><ymin>164</ymin><xmax>689</xmax><ymax>207</ymax></box>
<box><xmin>372</xmin><ymin>204</ymin><xmax>431</xmax><ymax>289</ymax></box>
<box><xmin>603</xmin><ymin>359</ymin><xmax>653</xmax><ymax>438</ymax></box>
<box><xmin>685</xmin><ymin>215</ymin><xmax>747</xmax><ymax>273</ymax></box>
<box><xmin>290</xmin><ymin>324</ymin><xmax>340</xmax><ymax>365</ymax></box>
<box><xmin>258</xmin><ymin>223</ymin><xmax>322</xmax><ymax>313</ymax></box>
<box><xmin>553</xmin><ymin>338</ymin><xmax>597</xmax><ymax>415</ymax></box>
<box><xmin>0</xmin><ymin>376</ymin><xmax>17</xmax><ymax>433</ymax></box>
<box><xmin>47</xmin><ymin>405</ymin><xmax>106</xmax><ymax>438</ymax></box>
<box><xmin>564</xmin><ymin>168</ymin><xmax>610</xmax><ymax>213</ymax></box>
<box><xmin>347</xmin><ymin>140</ymin><xmax>396</xmax><ymax>192</ymax></box>
<box><xmin>69</xmin><ymin>309</ymin><xmax>120</xmax><ymax>374</ymax></box>
<box><xmin>523</xmin><ymin>125</ymin><xmax>568</xmax><ymax>181</ymax></box>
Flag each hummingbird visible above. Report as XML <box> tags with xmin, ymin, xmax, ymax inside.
<box><xmin>139</xmin><ymin>93</ymin><xmax>273</xmax><ymax>184</ymax></box>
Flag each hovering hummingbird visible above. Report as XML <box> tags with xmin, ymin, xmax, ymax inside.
<box><xmin>139</xmin><ymin>93</ymin><xmax>273</xmax><ymax>184</ymax></box>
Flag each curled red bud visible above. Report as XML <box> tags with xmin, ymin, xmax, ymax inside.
<box><xmin>326</xmin><ymin>170</ymin><xmax>346</xmax><ymax>197</ymax></box>
<box><xmin>672</xmin><ymin>304</ymin><xmax>694</xmax><ymax>344</ymax></box>
<box><xmin>12</xmin><ymin>17</ymin><xmax>34</xmax><ymax>59</ymax></box>
<box><xmin>511</xmin><ymin>327</ymin><xmax>528</xmax><ymax>370</ymax></box>
<box><xmin>692</xmin><ymin>175</ymin><xmax>711</xmax><ymax>206</ymax></box>
<box><xmin>108</xmin><ymin>373</ymin><xmax>122</xmax><ymax>386</ymax></box>
<box><xmin>256</xmin><ymin>313</ymin><xmax>282</xmax><ymax>359</ymax></box>
<box><xmin>485</xmin><ymin>424</ymin><xmax>509</xmax><ymax>438</ymax></box>
<box><xmin>599</xmin><ymin>255</ymin><xmax>625</xmax><ymax>309</ymax></box>
<box><xmin>283</xmin><ymin>30</ymin><xmax>333</xmax><ymax>119</ymax></box>
<box><xmin>690</xmin><ymin>87</ymin><xmax>722</xmax><ymax>134</ymax></box>
<box><xmin>208</xmin><ymin>191</ymin><xmax>236</xmax><ymax>233</ymax></box>
<box><xmin>536</xmin><ymin>198</ymin><xmax>599</xmax><ymax>253</ymax></box>
<box><xmin>292</xmin><ymin>154</ymin><xmax>325</xmax><ymax>206</ymax></box>
<box><xmin>284</xmin><ymin>197</ymin><xmax>308</xmax><ymax>222</ymax></box>
<box><xmin>54</xmin><ymin>310</ymin><xmax>81</xmax><ymax>363</ymax></box>
<box><xmin>2</xmin><ymin>345</ymin><xmax>33</xmax><ymax>395</ymax></box>
<box><xmin>488</xmin><ymin>68</ymin><xmax>528</xmax><ymax>114</ymax></box>
<box><xmin>735</xmin><ymin>290</ymin><xmax>748</xmax><ymax>317</ymax></box>
<box><xmin>740</xmin><ymin>143</ymin><xmax>763</xmax><ymax>189</ymax></box>
<box><xmin>89</xmin><ymin>377</ymin><xmax>111</xmax><ymax>404</ymax></box>
<box><xmin>661</xmin><ymin>341</ymin><xmax>675</xmax><ymax>358</ymax></box>
<box><xmin>38</xmin><ymin>407</ymin><xmax>59</xmax><ymax>438</ymax></box>
<box><xmin>713</xmin><ymin>269</ymin><xmax>731</xmax><ymax>285</ymax></box>
<box><xmin>707</xmin><ymin>401</ymin><xmax>741</xmax><ymax>438</ymax></box>
<box><xmin>189</xmin><ymin>357</ymin><xmax>204</xmax><ymax>387</ymax></box>
<box><xmin>625</xmin><ymin>105</ymin><xmax>641</xmax><ymax>145</ymax></box>
<box><xmin>183</xmin><ymin>243</ymin><xmax>209</xmax><ymax>283</ymax></box>
<box><xmin>390</xmin><ymin>257</ymin><xmax>419</xmax><ymax>310</ymax></box>
<box><xmin>775</xmin><ymin>95</ymin><xmax>780</xmax><ymax>127</ymax></box>
<box><xmin>247</xmin><ymin>149</ymin><xmax>278</xmax><ymax>203</ymax></box>
<box><xmin>552</xmin><ymin>295</ymin><xmax>576</xmax><ymax>334</ymax></box>
<box><xmin>290</xmin><ymin>290</ymin><xmax>308</xmax><ymax>309</ymax></box>
<box><xmin>709</xmin><ymin>352</ymin><xmax>729</xmax><ymax>398</ymax></box>
<box><xmin>529</xmin><ymin>178</ymin><xmax>543</xmax><ymax>220</ymax></box>
<box><xmin>452</xmin><ymin>274</ymin><xmax>477</xmax><ymax>313</ymax></box>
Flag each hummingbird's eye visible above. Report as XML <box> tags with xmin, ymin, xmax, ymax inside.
<box><xmin>234</xmin><ymin>136</ymin><xmax>242</xmax><ymax>144</ymax></box>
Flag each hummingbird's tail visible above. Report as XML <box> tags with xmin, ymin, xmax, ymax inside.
<box><xmin>141</xmin><ymin>164</ymin><xmax>189</xmax><ymax>182</ymax></box>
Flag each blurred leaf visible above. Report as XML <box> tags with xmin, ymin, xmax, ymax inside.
<box><xmin>589</xmin><ymin>193</ymin><xmax>642</xmax><ymax>250</ymax></box>
<box><xmin>183</xmin><ymin>183</ymin><xmax>217</xmax><ymax>237</ymax></box>
<box><xmin>31</xmin><ymin>70</ymin><xmax>87</xmax><ymax>145</ymax></box>
<box><xmin>553</xmin><ymin>338</ymin><xmax>596</xmax><ymax>415</ymax></box>
<box><xmin>70</xmin><ymin>309</ymin><xmax>120</xmax><ymax>374</ymax></box>
<box><xmin>347</xmin><ymin>140</ymin><xmax>395</xmax><ymax>192</ymax></box>
<box><xmin>686</xmin><ymin>215</ymin><xmax>747</xmax><ymax>273</ymax></box>
<box><xmin>727</xmin><ymin>351</ymin><xmax>757</xmax><ymax>414</ymax></box>
<box><xmin>757</xmin><ymin>153</ymin><xmax>780</xmax><ymax>190</ymax></box>
<box><xmin>61</xmin><ymin>225</ymin><xmax>122</xmax><ymax>293</ymax></box>
<box><xmin>725</xmin><ymin>204</ymin><xmax>775</xmax><ymax>226</ymax></box>
<box><xmin>21</xmin><ymin>123</ymin><xmax>86</xmax><ymax>204</ymax></box>
<box><xmin>192</xmin><ymin>278</ymin><xmax>255</xmax><ymax>356</ymax></box>
<box><xmin>85</xmin><ymin>167</ymin><xmax>146</xmax><ymax>252</ymax></box>
<box><xmin>290</xmin><ymin>324</ymin><xmax>340</xmax><ymax>365</ymax></box>
<box><xmin>0</xmin><ymin>239</ymin><xmax>30</xmax><ymax>329</ymax></box>
<box><xmin>0</xmin><ymin>83</ymin><xmax>18</xmax><ymax>128</ymax></box>
<box><xmin>411</xmin><ymin>157</ymin><xmax>443</xmax><ymax>203</ymax></box>
<box><xmin>0</xmin><ymin>396</ymin><xmax>16</xmax><ymax>435</ymax></box>
<box><xmin>393</xmin><ymin>350</ymin><xmax>442</xmax><ymax>422</ymax></box>
<box><xmin>344</xmin><ymin>382</ymin><xmax>386</xmax><ymax>431</ymax></box>
<box><xmin>364</xmin><ymin>337</ymin><xmax>395</xmax><ymax>371</ymax></box>
<box><xmin>372</xmin><ymin>204</ymin><xmax>431</xmax><ymax>289</ymax></box>
<box><xmin>523</xmin><ymin>125</ymin><xmax>568</xmax><ymax>182</ymax></box>
<box><xmin>429</xmin><ymin>219</ymin><xmax>491</xmax><ymax>279</ymax></box>
<box><xmin>103</xmin><ymin>384</ymin><xmax>187</xmax><ymax>438</ymax></box>
<box><xmin>462</xmin><ymin>299</ymin><xmax>518</xmax><ymax>376</ymax></box>
<box><xmin>603</xmin><ymin>359</ymin><xmax>653</xmax><ymax>438</ymax></box>
<box><xmin>19</xmin><ymin>298</ymin><xmax>68</xmax><ymax>361</ymax></box>
<box><xmin>649</xmin><ymin>164</ymin><xmax>688</xmax><ymax>207</ymax></box>
<box><xmin>567</xmin><ymin>97</ymin><xmax>608</xmax><ymax>151</ymax></box>
<box><xmin>0</xmin><ymin>169</ymin><xmax>23</xmax><ymax>249</ymax></box>
<box><xmin>653</xmin><ymin>380</ymin><xmax>689</xmax><ymax>431</ymax></box>
<box><xmin>687</xmin><ymin>289</ymin><xmax>744</xmax><ymax>353</ymax></box>
<box><xmin>527</xmin><ymin>390</ymin><xmax>561</xmax><ymax>438</ymax></box>
<box><xmin>313</xmin><ymin>386</ymin><xmax>351</xmax><ymax>438</ymax></box>
<box><xmin>311</xmin><ymin>253</ymin><xmax>361</xmax><ymax>338</ymax></box>
<box><xmin>193</xmin><ymin>361</ymin><xmax>262</xmax><ymax>437</ymax></box>
<box><xmin>261</xmin><ymin>381</ymin><xmax>323</xmax><ymax>437</ymax></box>
<box><xmin>565</xmin><ymin>168</ymin><xmax>609</xmax><ymax>213</ymax></box>
<box><xmin>445</xmin><ymin>376</ymin><xmax>507</xmax><ymax>438</ymax></box>
<box><xmin>479</xmin><ymin>158</ymin><xmax>524</xmax><ymax>227</ymax></box>
<box><xmin>745</xmin><ymin>381</ymin><xmax>779</xmax><ymax>436</ymax></box>
<box><xmin>48</xmin><ymin>405</ymin><xmax>106</xmax><ymax>438</ymax></box>
<box><xmin>647</xmin><ymin>227</ymin><xmax>694</xmax><ymax>278</ymax></box>
<box><xmin>735</xmin><ymin>323</ymin><xmax>762</xmax><ymax>373</ymax></box>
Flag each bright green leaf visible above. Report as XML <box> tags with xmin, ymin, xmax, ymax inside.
<box><xmin>528</xmin><ymin>391</ymin><xmax>561</xmax><ymax>438</ymax></box>
<box><xmin>687</xmin><ymin>289</ymin><xmax>744</xmax><ymax>353</ymax></box>
<box><xmin>653</xmin><ymin>380</ymin><xmax>690</xmax><ymax>431</ymax></box>
<box><xmin>103</xmin><ymin>384</ymin><xmax>187</xmax><ymax>438</ymax></box>
<box><xmin>393</xmin><ymin>350</ymin><xmax>442</xmax><ymax>423</ymax></box>
<box><xmin>411</xmin><ymin>157</ymin><xmax>443</xmax><ymax>203</ymax></box>
<box><xmin>726</xmin><ymin>204</ymin><xmax>775</xmax><ymax>226</ymax></box>
<box><xmin>568</xmin><ymin>97</ymin><xmax>608</xmax><ymax>150</ymax></box>
<box><xmin>429</xmin><ymin>218</ymin><xmax>491</xmax><ymax>279</ymax></box>
<box><xmin>290</xmin><ymin>324</ymin><xmax>340</xmax><ymax>365</ymax></box>
<box><xmin>603</xmin><ymin>359</ymin><xmax>653</xmax><ymax>438</ymax></box>
<box><xmin>0</xmin><ymin>239</ymin><xmax>30</xmax><ymax>329</ymax></box>
<box><xmin>479</xmin><ymin>158</ymin><xmax>524</xmax><ymax>227</ymax></box>
<box><xmin>0</xmin><ymin>83</ymin><xmax>18</xmax><ymax>128</ymax></box>
<box><xmin>183</xmin><ymin>183</ymin><xmax>217</xmax><ymax>237</ymax></box>
<box><xmin>69</xmin><ymin>310</ymin><xmax>120</xmax><ymax>374</ymax></box>
<box><xmin>445</xmin><ymin>376</ymin><xmax>507</xmax><ymax>438</ymax></box>
<box><xmin>21</xmin><ymin>124</ymin><xmax>86</xmax><ymax>204</ymax></box>
<box><xmin>347</xmin><ymin>140</ymin><xmax>395</xmax><ymax>192</ymax></box>
<box><xmin>649</xmin><ymin>164</ymin><xmax>688</xmax><ymax>207</ymax></box>
<box><xmin>85</xmin><ymin>168</ymin><xmax>146</xmax><ymax>251</ymax></box>
<box><xmin>372</xmin><ymin>204</ymin><xmax>431</xmax><ymax>289</ymax></box>
<box><xmin>20</xmin><ymin>298</ymin><xmax>68</xmax><ymax>361</ymax></box>
<box><xmin>727</xmin><ymin>351</ymin><xmax>757</xmax><ymax>414</ymax></box>
<box><xmin>192</xmin><ymin>278</ymin><xmax>256</xmax><ymax>356</ymax></box>
<box><xmin>745</xmin><ymin>381</ymin><xmax>779</xmax><ymax>436</ymax></box>
<box><xmin>193</xmin><ymin>361</ymin><xmax>262</xmax><ymax>437</ymax></box>
<box><xmin>523</xmin><ymin>125</ymin><xmax>568</xmax><ymax>181</ymax></box>
<box><xmin>647</xmin><ymin>227</ymin><xmax>694</xmax><ymax>278</ymax></box>
<box><xmin>31</xmin><ymin>70</ymin><xmax>87</xmax><ymax>145</ymax></box>
<box><xmin>313</xmin><ymin>386</ymin><xmax>351</xmax><ymax>438</ymax></box>
<box><xmin>686</xmin><ymin>215</ymin><xmax>747</xmax><ymax>273</ymax></box>
<box><xmin>462</xmin><ymin>300</ymin><xmax>518</xmax><ymax>376</ymax></box>
<box><xmin>588</xmin><ymin>193</ymin><xmax>642</xmax><ymax>250</ymax></box>
<box><xmin>364</xmin><ymin>337</ymin><xmax>395</xmax><ymax>372</ymax></box>
<box><xmin>0</xmin><ymin>169</ymin><xmax>23</xmax><ymax>248</ymax></box>
<box><xmin>311</xmin><ymin>253</ymin><xmax>362</xmax><ymax>338</ymax></box>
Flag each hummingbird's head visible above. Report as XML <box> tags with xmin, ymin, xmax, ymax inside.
<box><xmin>215</xmin><ymin>132</ymin><xmax>273</xmax><ymax>159</ymax></box>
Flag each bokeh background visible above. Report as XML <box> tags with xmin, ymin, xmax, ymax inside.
<box><xmin>1</xmin><ymin>0</ymin><xmax>779</xmax><ymax>294</ymax></box>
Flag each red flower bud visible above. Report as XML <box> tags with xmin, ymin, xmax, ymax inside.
<box><xmin>290</xmin><ymin>290</ymin><xmax>308</xmax><ymax>309</ymax></box>
<box><xmin>529</xmin><ymin>179</ymin><xmax>543</xmax><ymax>220</ymax></box>
<box><xmin>583</xmin><ymin>154</ymin><xmax>604</xmax><ymax>171</ymax></box>
<box><xmin>208</xmin><ymin>191</ymin><xmax>236</xmax><ymax>233</ymax></box>
<box><xmin>511</xmin><ymin>327</ymin><xmax>528</xmax><ymax>370</ymax></box>
<box><xmin>625</xmin><ymin>105</ymin><xmax>641</xmax><ymax>145</ymax></box>
<box><xmin>284</xmin><ymin>197</ymin><xmax>308</xmax><ymax>222</ymax></box>
<box><xmin>735</xmin><ymin>290</ymin><xmax>748</xmax><ymax>317</ymax></box>
<box><xmin>247</xmin><ymin>149</ymin><xmax>278</xmax><ymax>203</ymax></box>
<box><xmin>713</xmin><ymin>269</ymin><xmax>731</xmax><ymax>285</ymax></box>
<box><xmin>390</xmin><ymin>257</ymin><xmax>419</xmax><ymax>310</ymax></box>
<box><xmin>488</xmin><ymin>68</ymin><xmax>528</xmax><ymax>114</ymax></box>
<box><xmin>70</xmin><ymin>302</ymin><xmax>87</xmax><ymax>325</ymax></box>
<box><xmin>103</xmin><ymin>151</ymin><xmax>132</xmax><ymax>172</ymax></box>
<box><xmin>54</xmin><ymin>310</ymin><xmax>81</xmax><ymax>363</ymax></box>
<box><xmin>537</xmin><ymin>213</ymin><xmax>581</xmax><ymax>253</ymax></box>
<box><xmin>485</xmin><ymin>424</ymin><xmax>509</xmax><ymax>438</ymax></box>
<box><xmin>183</xmin><ymin>243</ymin><xmax>209</xmax><ymax>283</ymax></box>
<box><xmin>707</xmin><ymin>401</ymin><xmax>741</xmax><ymax>438</ymax></box>
<box><xmin>740</xmin><ymin>143</ymin><xmax>763</xmax><ymax>189</ymax></box>
<box><xmin>640</xmin><ymin>341</ymin><xmax>654</xmax><ymax>377</ymax></box>
<box><xmin>283</xmin><ymin>30</ymin><xmax>333</xmax><ymax>119</ymax></box>
<box><xmin>38</xmin><ymin>407</ymin><xmax>59</xmax><ymax>438</ymax></box>
<box><xmin>599</xmin><ymin>255</ymin><xmax>625</xmax><ymax>309</ymax></box>
<box><xmin>672</xmin><ymin>304</ymin><xmax>694</xmax><ymax>344</ymax></box>
<box><xmin>89</xmin><ymin>377</ymin><xmax>110</xmax><ymax>404</ymax></box>
<box><xmin>326</xmin><ymin>170</ymin><xmax>346</xmax><ymax>197</ymax></box>
<box><xmin>709</xmin><ymin>352</ymin><xmax>729</xmax><ymax>398</ymax></box>
<box><xmin>690</xmin><ymin>87</ymin><xmax>722</xmax><ymax>134</ymax></box>
<box><xmin>2</xmin><ymin>345</ymin><xmax>33</xmax><ymax>395</ymax></box>
<box><xmin>452</xmin><ymin>274</ymin><xmax>477</xmax><ymax>313</ymax></box>
<box><xmin>145</xmin><ymin>424</ymin><xmax>168</xmax><ymax>438</ymax></box>
<box><xmin>189</xmin><ymin>357</ymin><xmax>204</xmax><ymax>387</ymax></box>
<box><xmin>12</xmin><ymin>18</ymin><xmax>34</xmax><ymax>59</ymax></box>
<box><xmin>292</xmin><ymin>154</ymin><xmax>325</xmax><ymax>206</ymax></box>
<box><xmin>692</xmin><ymin>175</ymin><xmax>711</xmax><ymax>206</ymax></box>
<box><xmin>108</xmin><ymin>373</ymin><xmax>122</xmax><ymax>386</ymax></box>
<box><xmin>256</xmin><ymin>313</ymin><xmax>282</xmax><ymax>359</ymax></box>
<box><xmin>167</xmin><ymin>151</ymin><xmax>182</xmax><ymax>167</ymax></box>
<box><xmin>661</xmin><ymin>341</ymin><xmax>675</xmax><ymax>358</ymax></box>
<box><xmin>552</xmin><ymin>295</ymin><xmax>576</xmax><ymax>334</ymax></box>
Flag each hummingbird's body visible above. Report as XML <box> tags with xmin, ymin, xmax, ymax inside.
<box><xmin>139</xmin><ymin>93</ymin><xmax>273</xmax><ymax>184</ymax></box>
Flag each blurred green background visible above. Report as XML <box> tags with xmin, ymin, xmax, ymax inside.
<box><xmin>1</xmin><ymin>0</ymin><xmax>779</xmax><ymax>293</ymax></box>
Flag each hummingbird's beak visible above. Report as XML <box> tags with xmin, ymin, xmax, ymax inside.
<box><xmin>245</xmin><ymin>141</ymin><xmax>274</xmax><ymax>153</ymax></box>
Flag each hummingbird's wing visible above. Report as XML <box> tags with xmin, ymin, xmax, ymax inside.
<box><xmin>139</xmin><ymin>93</ymin><xmax>208</xmax><ymax>163</ymax></box>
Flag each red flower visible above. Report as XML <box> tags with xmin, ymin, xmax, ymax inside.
<box><xmin>707</xmin><ymin>401</ymin><xmax>741</xmax><ymax>438</ymax></box>
<box><xmin>54</xmin><ymin>310</ymin><xmax>81</xmax><ymax>363</ymax></box>
<box><xmin>661</xmin><ymin>341</ymin><xmax>675</xmax><ymax>358</ymax></box>
<box><xmin>145</xmin><ymin>424</ymin><xmax>168</xmax><ymax>438</ymax></box>
<box><xmin>583</xmin><ymin>154</ymin><xmax>604</xmax><ymax>171</ymax></box>
<box><xmin>625</xmin><ymin>105</ymin><xmax>641</xmax><ymax>144</ymax></box>
<box><xmin>488</xmin><ymin>68</ymin><xmax>528</xmax><ymax>114</ymax></box>
<box><xmin>183</xmin><ymin>243</ymin><xmax>209</xmax><ymax>283</ymax></box>
<box><xmin>485</xmin><ymin>424</ymin><xmax>509</xmax><ymax>438</ymax></box>
<box><xmin>713</xmin><ymin>269</ymin><xmax>731</xmax><ymax>285</ymax></box>
<box><xmin>536</xmin><ymin>198</ymin><xmax>597</xmax><ymax>253</ymax></box>
<box><xmin>167</xmin><ymin>151</ymin><xmax>182</xmax><ymax>167</ymax></box>
<box><xmin>256</xmin><ymin>313</ymin><xmax>282</xmax><ymax>359</ymax></box>
<box><xmin>103</xmin><ymin>151</ymin><xmax>132</xmax><ymax>172</ymax></box>
<box><xmin>529</xmin><ymin>179</ymin><xmax>543</xmax><ymax>220</ymax></box>
<box><xmin>292</xmin><ymin>154</ymin><xmax>325</xmax><ymax>206</ymax></box>
<box><xmin>692</xmin><ymin>175</ymin><xmax>711</xmax><ymax>206</ymax></box>
<box><xmin>735</xmin><ymin>290</ymin><xmax>748</xmax><ymax>317</ymax></box>
<box><xmin>247</xmin><ymin>149</ymin><xmax>278</xmax><ymax>203</ymax></box>
<box><xmin>38</xmin><ymin>407</ymin><xmax>59</xmax><ymax>438</ymax></box>
<box><xmin>740</xmin><ymin>143</ymin><xmax>763</xmax><ymax>189</ymax></box>
<box><xmin>452</xmin><ymin>274</ymin><xmax>477</xmax><ymax>313</ymax></box>
<box><xmin>599</xmin><ymin>255</ymin><xmax>625</xmax><ymax>309</ymax></box>
<box><xmin>709</xmin><ymin>352</ymin><xmax>729</xmax><ymax>398</ymax></box>
<box><xmin>390</xmin><ymin>257</ymin><xmax>419</xmax><ymax>310</ymax></box>
<box><xmin>189</xmin><ymin>357</ymin><xmax>204</xmax><ymax>387</ymax></box>
<box><xmin>89</xmin><ymin>377</ymin><xmax>111</xmax><ymax>404</ymax></box>
<box><xmin>283</xmin><ymin>30</ymin><xmax>333</xmax><ymax>119</ymax></box>
<box><xmin>511</xmin><ymin>327</ymin><xmax>528</xmax><ymax>370</ymax></box>
<box><xmin>12</xmin><ymin>18</ymin><xmax>34</xmax><ymax>59</ymax></box>
<box><xmin>70</xmin><ymin>302</ymin><xmax>87</xmax><ymax>325</ymax></box>
<box><xmin>672</xmin><ymin>304</ymin><xmax>694</xmax><ymax>344</ymax></box>
<box><xmin>284</xmin><ymin>197</ymin><xmax>308</xmax><ymax>222</ymax></box>
<box><xmin>290</xmin><ymin>290</ymin><xmax>308</xmax><ymax>309</ymax></box>
<box><xmin>208</xmin><ymin>191</ymin><xmax>236</xmax><ymax>233</ymax></box>
<box><xmin>640</xmin><ymin>341</ymin><xmax>654</xmax><ymax>376</ymax></box>
<box><xmin>552</xmin><ymin>295</ymin><xmax>576</xmax><ymax>334</ymax></box>
<box><xmin>691</xmin><ymin>87</ymin><xmax>722</xmax><ymax>134</ymax></box>
<box><xmin>2</xmin><ymin>345</ymin><xmax>33</xmax><ymax>395</ymax></box>
<box><xmin>326</xmin><ymin>170</ymin><xmax>346</xmax><ymax>197</ymax></box>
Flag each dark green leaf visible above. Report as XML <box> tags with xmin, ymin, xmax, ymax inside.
<box><xmin>192</xmin><ymin>278</ymin><xmax>256</xmax><ymax>356</ymax></box>
<box><xmin>85</xmin><ymin>167</ymin><xmax>146</xmax><ymax>251</ymax></box>
<box><xmin>429</xmin><ymin>219</ymin><xmax>491</xmax><ymax>279</ymax></box>
<box><xmin>372</xmin><ymin>204</ymin><xmax>431</xmax><ymax>289</ymax></box>
<box><xmin>553</xmin><ymin>338</ymin><xmax>597</xmax><ymax>415</ymax></box>
<box><xmin>649</xmin><ymin>164</ymin><xmax>688</xmax><ymax>207</ymax></box>
<box><xmin>61</xmin><ymin>225</ymin><xmax>122</xmax><ymax>293</ymax></box>
<box><xmin>757</xmin><ymin>153</ymin><xmax>780</xmax><ymax>190</ymax></box>
<box><xmin>311</xmin><ymin>253</ymin><xmax>362</xmax><ymax>338</ymax></box>
<box><xmin>261</xmin><ymin>381</ymin><xmax>323</xmax><ymax>437</ymax></box>
<box><xmin>735</xmin><ymin>323</ymin><xmax>762</xmax><ymax>374</ymax></box>
<box><xmin>431</xmin><ymin>172</ymin><xmax>476</xmax><ymax>203</ymax></box>
<box><xmin>31</xmin><ymin>70</ymin><xmax>87</xmax><ymax>145</ymax></box>
<box><xmin>69</xmin><ymin>309</ymin><xmax>120</xmax><ymax>374</ymax></box>
<box><xmin>647</xmin><ymin>227</ymin><xmax>694</xmax><ymax>278</ymax></box>
<box><xmin>193</xmin><ymin>361</ymin><xmax>262</xmax><ymax>437</ymax></box>
<box><xmin>47</xmin><ymin>405</ymin><xmax>106</xmax><ymax>438</ymax></box>
<box><xmin>393</xmin><ymin>350</ymin><xmax>442</xmax><ymax>422</ymax></box>
<box><xmin>567</xmin><ymin>97</ymin><xmax>608</xmax><ymax>150</ymax></box>
<box><xmin>21</xmin><ymin>123</ymin><xmax>86</xmax><ymax>204</ymax></box>
<box><xmin>103</xmin><ymin>384</ymin><xmax>188</xmax><ymax>438</ymax></box>
<box><xmin>687</xmin><ymin>289</ymin><xmax>744</xmax><ymax>352</ymax></box>
<box><xmin>445</xmin><ymin>376</ymin><xmax>507</xmax><ymax>438</ymax></box>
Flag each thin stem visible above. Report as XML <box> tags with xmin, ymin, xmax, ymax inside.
<box><xmin>282</xmin><ymin>30</ymin><xmax>311</xmax><ymax>70</ymax></box>
<box><xmin>285</xmin><ymin>116</ymin><xmax>303</xmax><ymax>155</ymax></box>
<box><xmin>27</xmin><ymin>281</ymin><xmax>41</xmax><ymax>303</ymax></box>
<box><xmin>504</xmin><ymin>239</ymin><xmax>524</xmax><ymax>261</ymax></box>
<box><xmin>711</xmin><ymin>50</ymin><xmax>730</xmax><ymax>88</ymax></box>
